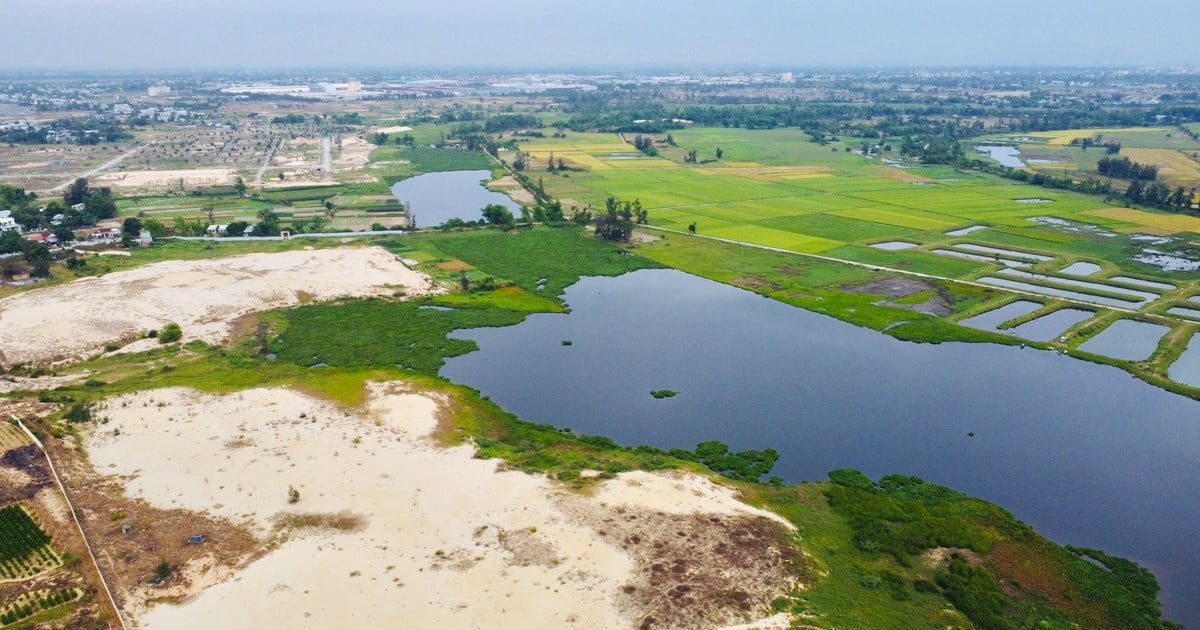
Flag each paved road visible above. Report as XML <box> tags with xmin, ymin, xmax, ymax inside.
<box><xmin>254</xmin><ymin>136</ymin><xmax>281</xmax><ymax>187</ymax></box>
<box><xmin>46</xmin><ymin>142</ymin><xmax>152</xmax><ymax>193</ymax></box>
<box><xmin>319</xmin><ymin>136</ymin><xmax>333</xmax><ymax>180</ymax></box>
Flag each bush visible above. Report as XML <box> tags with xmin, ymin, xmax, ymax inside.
<box><xmin>158</xmin><ymin>322</ymin><xmax>182</xmax><ymax>344</ymax></box>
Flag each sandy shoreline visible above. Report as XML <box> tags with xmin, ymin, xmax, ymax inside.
<box><xmin>84</xmin><ymin>384</ymin><xmax>800</xmax><ymax>629</ymax></box>
<box><xmin>0</xmin><ymin>246</ymin><xmax>440</xmax><ymax>366</ymax></box>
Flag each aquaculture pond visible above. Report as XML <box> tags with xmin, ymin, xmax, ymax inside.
<box><xmin>441</xmin><ymin>268</ymin><xmax>1200</xmax><ymax>625</ymax></box>
<box><xmin>390</xmin><ymin>170</ymin><xmax>519</xmax><ymax>227</ymax></box>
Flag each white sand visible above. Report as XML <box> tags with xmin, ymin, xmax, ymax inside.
<box><xmin>92</xmin><ymin>168</ymin><xmax>236</xmax><ymax>189</ymax></box>
<box><xmin>0</xmin><ymin>247</ymin><xmax>440</xmax><ymax>366</ymax></box>
<box><xmin>85</xmin><ymin>384</ymin><xmax>793</xmax><ymax>629</ymax></box>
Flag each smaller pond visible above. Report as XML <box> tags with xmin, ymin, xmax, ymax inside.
<box><xmin>974</xmin><ymin>145</ymin><xmax>1026</xmax><ymax>168</ymax></box>
<box><xmin>954</xmin><ymin>243</ymin><xmax>1053</xmax><ymax>261</ymax></box>
<box><xmin>391</xmin><ymin>170</ymin><xmax>520</xmax><ymax>227</ymax></box>
<box><xmin>1168</xmin><ymin>335</ymin><xmax>1200</xmax><ymax>387</ymax></box>
<box><xmin>1015</xmin><ymin>198</ymin><xmax>1053</xmax><ymax>204</ymax></box>
<box><xmin>959</xmin><ymin>301</ymin><xmax>1043</xmax><ymax>332</ymax></box>
<box><xmin>1167</xmin><ymin>307</ymin><xmax>1200</xmax><ymax>320</ymax></box>
<box><xmin>1009</xmin><ymin>309</ymin><xmax>1094</xmax><ymax>342</ymax></box>
<box><xmin>1078</xmin><ymin>320</ymin><xmax>1169</xmax><ymax>361</ymax></box>
<box><xmin>1111</xmin><ymin>276</ymin><xmax>1174</xmax><ymax>291</ymax></box>
<box><xmin>945</xmin><ymin>225</ymin><xmax>988</xmax><ymax>237</ymax></box>
<box><xmin>869</xmin><ymin>241</ymin><xmax>918</xmax><ymax>251</ymax></box>
<box><xmin>978</xmin><ymin>277</ymin><xmax>1143</xmax><ymax>309</ymax></box>
<box><xmin>1135</xmin><ymin>252</ymin><xmax>1200</xmax><ymax>272</ymax></box>
<box><xmin>931</xmin><ymin>249</ymin><xmax>1029</xmax><ymax>267</ymax></box>
<box><xmin>996</xmin><ymin>269</ymin><xmax>1157</xmax><ymax>303</ymax></box>
<box><xmin>1060</xmin><ymin>262</ymin><xmax>1101</xmax><ymax>276</ymax></box>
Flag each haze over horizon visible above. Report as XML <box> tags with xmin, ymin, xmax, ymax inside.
<box><xmin>3</xmin><ymin>0</ymin><xmax>1200</xmax><ymax>72</ymax></box>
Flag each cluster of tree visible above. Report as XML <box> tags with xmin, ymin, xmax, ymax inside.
<box><xmin>666</xmin><ymin>441</ymin><xmax>780</xmax><ymax>483</ymax></box>
<box><xmin>270</xmin><ymin>113</ymin><xmax>309</xmax><ymax>124</ymax></box>
<box><xmin>632</xmin><ymin>135</ymin><xmax>657</xmax><ymax>156</ymax></box>
<box><xmin>0</xmin><ymin>234</ymin><xmax>53</xmax><ymax>278</ymax></box>
<box><xmin>1069</xmin><ymin>136</ymin><xmax>1122</xmax><ymax>153</ymax></box>
<box><xmin>483</xmin><ymin>113</ymin><xmax>542</xmax><ymax>133</ymax></box>
<box><xmin>0</xmin><ymin>118</ymin><xmax>131</xmax><ymax>145</ymax></box>
<box><xmin>1097</xmin><ymin>156</ymin><xmax>1158</xmax><ymax>180</ymax></box>
<box><xmin>593</xmin><ymin>197</ymin><xmax>647</xmax><ymax>241</ymax></box>
<box><xmin>481</xmin><ymin>203</ymin><xmax>516</xmax><ymax>230</ymax></box>
<box><xmin>1124</xmin><ymin>180</ymin><xmax>1195</xmax><ymax>210</ymax></box>
<box><xmin>533</xmin><ymin>200</ymin><xmax>565</xmax><ymax>223</ymax></box>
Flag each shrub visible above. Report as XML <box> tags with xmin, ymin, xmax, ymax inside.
<box><xmin>158</xmin><ymin>322</ymin><xmax>182</xmax><ymax>344</ymax></box>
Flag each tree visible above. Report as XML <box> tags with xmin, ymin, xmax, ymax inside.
<box><xmin>255</xmin><ymin>208</ymin><xmax>281</xmax><ymax>236</ymax></box>
<box><xmin>122</xmin><ymin>217</ymin><xmax>143</xmax><ymax>237</ymax></box>
<box><xmin>715</xmin><ymin>147</ymin><xmax>724</xmax><ymax>160</ymax></box>
<box><xmin>234</xmin><ymin>176</ymin><xmax>246</xmax><ymax>196</ymax></box>
<box><xmin>142</xmin><ymin>217</ymin><xmax>166</xmax><ymax>238</ymax></box>
<box><xmin>0</xmin><ymin>230</ymin><xmax>22</xmax><ymax>255</ymax></box>
<box><xmin>53</xmin><ymin>226</ymin><xmax>76</xmax><ymax>244</ymax></box>
<box><xmin>84</xmin><ymin>190</ymin><xmax>116</xmax><ymax>220</ymax></box>
<box><xmin>24</xmin><ymin>242</ymin><xmax>52</xmax><ymax>277</ymax></box>
<box><xmin>225</xmin><ymin>221</ymin><xmax>249</xmax><ymax>237</ymax></box>
<box><xmin>688</xmin><ymin>222</ymin><xmax>697</xmax><ymax>234</ymax></box>
<box><xmin>460</xmin><ymin>271</ymin><xmax>469</xmax><ymax>291</ymax></box>
<box><xmin>64</xmin><ymin>178</ymin><xmax>90</xmax><ymax>206</ymax></box>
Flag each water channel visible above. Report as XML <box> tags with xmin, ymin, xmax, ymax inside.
<box><xmin>440</xmin><ymin>268</ymin><xmax>1200</xmax><ymax>625</ymax></box>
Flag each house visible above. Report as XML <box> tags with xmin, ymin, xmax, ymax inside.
<box><xmin>206</xmin><ymin>224</ymin><xmax>228</xmax><ymax>236</ymax></box>
<box><xmin>91</xmin><ymin>227</ymin><xmax>121</xmax><ymax>241</ymax></box>
<box><xmin>243</xmin><ymin>225</ymin><xmax>255</xmax><ymax>236</ymax></box>
<box><xmin>0</xmin><ymin>210</ymin><xmax>16</xmax><ymax>232</ymax></box>
<box><xmin>137</xmin><ymin>229</ymin><xmax>154</xmax><ymax>247</ymax></box>
<box><xmin>186</xmin><ymin>534</ymin><xmax>206</xmax><ymax>545</ymax></box>
<box><xmin>70</xmin><ymin>203</ymin><xmax>86</xmax><ymax>212</ymax></box>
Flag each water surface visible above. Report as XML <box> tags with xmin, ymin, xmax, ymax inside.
<box><xmin>442</xmin><ymin>269</ymin><xmax>1200</xmax><ymax>624</ymax></box>
<box><xmin>1009</xmin><ymin>308</ymin><xmax>1094</xmax><ymax>341</ymax></box>
<box><xmin>1078</xmin><ymin>319</ymin><xmax>1169</xmax><ymax>361</ymax></box>
<box><xmin>974</xmin><ymin>144</ymin><xmax>1025</xmax><ymax>167</ymax></box>
<box><xmin>391</xmin><ymin>170</ymin><xmax>519</xmax><ymax>227</ymax></box>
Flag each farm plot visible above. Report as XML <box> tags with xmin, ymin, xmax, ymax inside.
<box><xmin>0</xmin><ymin>504</ymin><xmax>60</xmax><ymax>582</ymax></box>
<box><xmin>0</xmin><ymin>424</ymin><xmax>31</xmax><ymax>452</ymax></box>
<box><xmin>0</xmin><ymin>588</ymin><xmax>79</xmax><ymax>626</ymax></box>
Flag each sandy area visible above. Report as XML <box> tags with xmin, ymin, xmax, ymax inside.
<box><xmin>374</xmin><ymin>126</ymin><xmax>413</xmax><ymax>134</ymax></box>
<box><xmin>333</xmin><ymin>136</ymin><xmax>373</xmax><ymax>171</ymax></box>
<box><xmin>92</xmin><ymin>168</ymin><xmax>236</xmax><ymax>189</ymax></box>
<box><xmin>84</xmin><ymin>384</ymin><xmax>801</xmax><ymax>629</ymax></box>
<box><xmin>488</xmin><ymin>175</ymin><xmax>535</xmax><ymax>205</ymax></box>
<box><xmin>0</xmin><ymin>247</ymin><xmax>440</xmax><ymax>366</ymax></box>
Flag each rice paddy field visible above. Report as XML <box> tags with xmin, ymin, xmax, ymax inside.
<box><xmin>520</xmin><ymin>126</ymin><xmax>1200</xmax><ymax>393</ymax></box>
<box><xmin>974</xmin><ymin>126</ymin><xmax>1200</xmax><ymax>189</ymax></box>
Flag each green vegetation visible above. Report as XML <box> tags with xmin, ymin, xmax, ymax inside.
<box><xmin>0</xmin><ymin>505</ymin><xmax>58</xmax><ymax>581</ymax></box>
<box><xmin>649</xmin><ymin>389</ymin><xmax>676</xmax><ymax>398</ymax></box>
<box><xmin>158</xmin><ymin>322</ymin><xmax>182</xmax><ymax>344</ymax></box>
<box><xmin>271</xmin><ymin>299</ymin><xmax>528</xmax><ymax>373</ymax></box>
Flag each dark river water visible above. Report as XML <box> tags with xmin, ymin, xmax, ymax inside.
<box><xmin>390</xmin><ymin>169</ymin><xmax>520</xmax><ymax>228</ymax></box>
<box><xmin>441</xmin><ymin>268</ymin><xmax>1200</xmax><ymax>626</ymax></box>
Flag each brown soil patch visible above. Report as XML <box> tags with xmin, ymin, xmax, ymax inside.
<box><xmin>842</xmin><ymin>276</ymin><xmax>933</xmax><ymax>299</ymax></box>
<box><xmin>565</xmin><ymin>497</ymin><xmax>808</xmax><ymax>630</ymax></box>
<box><xmin>868</xmin><ymin>164</ymin><xmax>933</xmax><ymax>183</ymax></box>
<box><xmin>436</xmin><ymin>260</ymin><xmax>473</xmax><ymax>272</ymax></box>
<box><xmin>733</xmin><ymin>276</ymin><xmax>782</xmax><ymax>292</ymax></box>
<box><xmin>43</xmin><ymin>430</ymin><xmax>260</xmax><ymax>618</ymax></box>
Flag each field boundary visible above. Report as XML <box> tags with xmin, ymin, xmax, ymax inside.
<box><xmin>639</xmin><ymin>225</ymin><xmax>1144</xmax><ymax>317</ymax></box>
<box><xmin>14</xmin><ymin>417</ymin><xmax>128</xmax><ymax>630</ymax></box>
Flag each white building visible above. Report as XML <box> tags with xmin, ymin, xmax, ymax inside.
<box><xmin>148</xmin><ymin>85</ymin><xmax>171</xmax><ymax>97</ymax></box>
<box><xmin>0</xmin><ymin>210</ymin><xmax>17</xmax><ymax>232</ymax></box>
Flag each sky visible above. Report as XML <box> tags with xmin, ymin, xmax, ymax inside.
<box><xmin>3</xmin><ymin>0</ymin><xmax>1200</xmax><ymax>72</ymax></box>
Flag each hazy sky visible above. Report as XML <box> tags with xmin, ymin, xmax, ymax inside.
<box><xmin>4</xmin><ymin>0</ymin><xmax>1199</xmax><ymax>71</ymax></box>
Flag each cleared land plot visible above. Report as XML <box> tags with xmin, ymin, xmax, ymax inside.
<box><xmin>704</xmin><ymin>225</ymin><xmax>843</xmax><ymax>253</ymax></box>
<box><xmin>0</xmin><ymin>423</ymin><xmax>31</xmax><ymax>451</ymax></box>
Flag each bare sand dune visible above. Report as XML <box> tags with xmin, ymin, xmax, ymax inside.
<box><xmin>0</xmin><ymin>247</ymin><xmax>440</xmax><ymax>366</ymax></box>
<box><xmin>85</xmin><ymin>384</ymin><xmax>802</xmax><ymax>629</ymax></box>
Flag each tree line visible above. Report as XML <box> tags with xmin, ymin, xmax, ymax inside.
<box><xmin>1097</xmin><ymin>156</ymin><xmax>1158</xmax><ymax>181</ymax></box>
